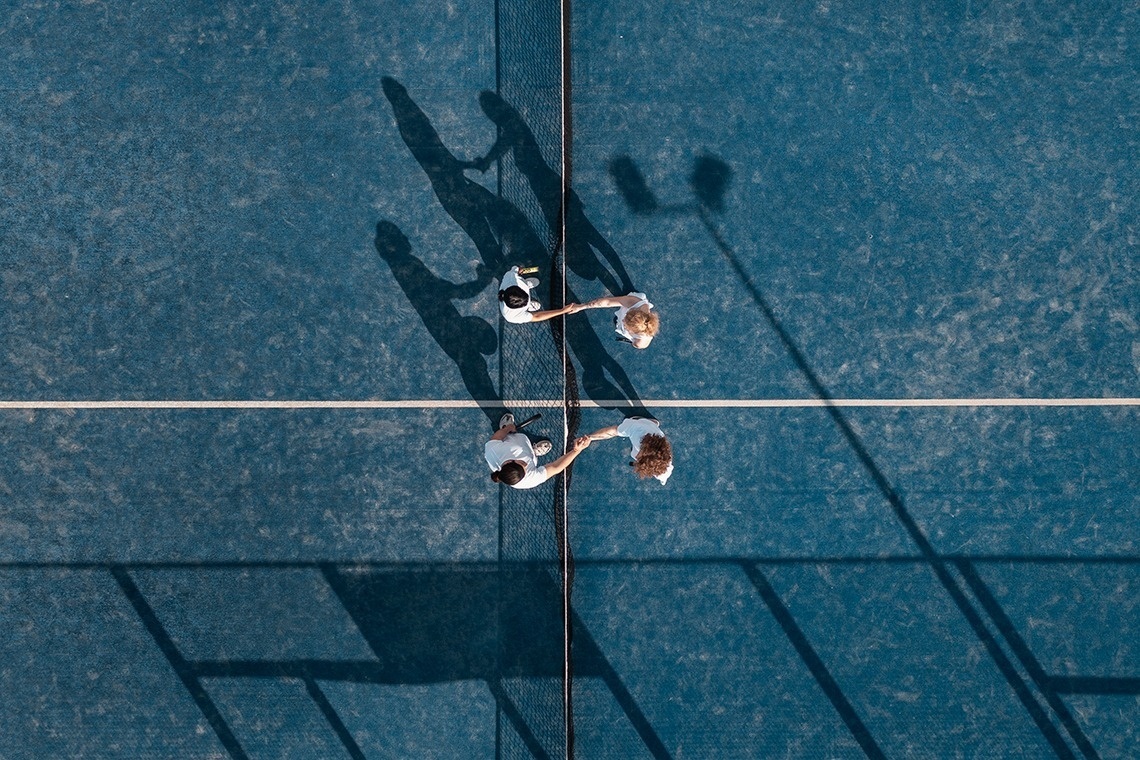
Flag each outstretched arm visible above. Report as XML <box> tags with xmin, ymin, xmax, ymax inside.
<box><xmin>461</xmin><ymin>135</ymin><xmax>510</xmax><ymax>173</ymax></box>
<box><xmin>542</xmin><ymin>436</ymin><xmax>591</xmax><ymax>479</ymax></box>
<box><xmin>570</xmin><ymin>294</ymin><xmax>642</xmax><ymax>312</ymax></box>
<box><xmin>527</xmin><ymin>303</ymin><xmax>579</xmax><ymax>322</ymax></box>
<box><xmin>587</xmin><ymin>425</ymin><xmax>620</xmax><ymax>441</ymax></box>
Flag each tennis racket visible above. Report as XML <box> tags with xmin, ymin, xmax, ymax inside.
<box><xmin>515</xmin><ymin>413</ymin><xmax>541</xmax><ymax>430</ymax></box>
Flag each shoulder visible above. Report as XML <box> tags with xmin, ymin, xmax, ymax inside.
<box><xmin>617</xmin><ymin>417</ymin><xmax>660</xmax><ymax>437</ymax></box>
<box><xmin>500</xmin><ymin>306</ymin><xmax>533</xmax><ymax>323</ymax></box>
<box><xmin>615</xmin><ymin>292</ymin><xmax>650</xmax><ymax>312</ymax></box>
<box><xmin>514</xmin><ymin>465</ymin><xmax>549</xmax><ymax>489</ymax></box>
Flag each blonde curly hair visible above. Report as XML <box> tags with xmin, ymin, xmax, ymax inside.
<box><xmin>631</xmin><ymin>434</ymin><xmax>672</xmax><ymax>478</ymax></box>
<box><xmin>623</xmin><ymin>307</ymin><xmax>660</xmax><ymax>337</ymax></box>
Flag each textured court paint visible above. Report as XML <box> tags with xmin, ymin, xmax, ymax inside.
<box><xmin>0</xmin><ymin>409</ymin><xmax>498</xmax><ymax>562</ymax></box>
<box><xmin>129</xmin><ymin>568</ymin><xmax>375</xmax><ymax>661</ymax></box>
<box><xmin>572</xmin><ymin>564</ymin><xmax>864</xmax><ymax>759</ymax></box>
<box><xmin>1061</xmin><ymin>694</ymin><xmax>1140</xmax><ymax>759</ymax></box>
<box><xmin>571</xmin><ymin>406</ymin><xmax>916</xmax><ymax>558</ymax></box>
<box><xmin>0</xmin><ymin>0</ymin><xmax>500</xmax><ymax>403</ymax></box>
<box><xmin>0</xmin><ymin>570</ymin><xmax>227</xmax><ymax>759</ymax></box>
<box><xmin>318</xmin><ymin>681</ymin><xmax>497</xmax><ymax>759</ymax></box>
<box><xmin>571</xmin><ymin>1</ymin><xmax>1139</xmax><ymax>402</ymax></box>
<box><xmin>761</xmin><ymin>563</ymin><xmax>1057</xmax><ymax>758</ymax></box>
<box><xmin>839</xmin><ymin>406</ymin><xmax>1139</xmax><ymax>555</ymax></box>
<box><xmin>974</xmin><ymin>563</ymin><xmax>1139</xmax><ymax>679</ymax></box>
<box><xmin>570</xmin><ymin>678</ymin><xmax>659</xmax><ymax>760</ymax></box>
<box><xmin>2</xmin><ymin>0</ymin><xmax>1138</xmax><ymax>757</ymax></box>
<box><xmin>203</xmin><ymin>678</ymin><xmax>351</xmax><ymax>759</ymax></box>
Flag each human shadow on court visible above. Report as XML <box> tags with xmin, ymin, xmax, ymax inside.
<box><xmin>470</xmin><ymin>90</ymin><xmax>646</xmax><ymax>413</ymax></box>
<box><xmin>473</xmin><ymin>91</ymin><xmax>635</xmax><ymax>297</ymax></box>
<box><xmin>380</xmin><ymin>77</ymin><xmax>546</xmax><ymax>272</ymax></box>
<box><xmin>382</xmin><ymin>78</ymin><xmax>645</xmax><ymax>414</ymax></box>
<box><xmin>373</xmin><ymin>220</ymin><xmax>504</xmax><ymax>427</ymax></box>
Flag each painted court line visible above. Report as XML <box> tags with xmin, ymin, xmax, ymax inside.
<box><xmin>0</xmin><ymin>398</ymin><xmax>1136</xmax><ymax>410</ymax></box>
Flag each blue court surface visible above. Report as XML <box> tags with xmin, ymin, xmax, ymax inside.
<box><xmin>1</xmin><ymin>1</ymin><xmax>1137</xmax><ymax>758</ymax></box>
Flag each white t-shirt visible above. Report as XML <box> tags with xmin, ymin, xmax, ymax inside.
<box><xmin>616</xmin><ymin>416</ymin><xmax>674</xmax><ymax>484</ymax></box>
<box><xmin>499</xmin><ymin>267</ymin><xmax>541</xmax><ymax>324</ymax></box>
<box><xmin>484</xmin><ymin>432</ymin><xmax>549</xmax><ymax>489</ymax></box>
<box><xmin>614</xmin><ymin>292</ymin><xmax>653</xmax><ymax>341</ymax></box>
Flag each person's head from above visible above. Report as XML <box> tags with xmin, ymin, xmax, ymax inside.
<box><xmin>631</xmin><ymin>434</ymin><xmax>671</xmax><ymax>478</ymax></box>
<box><xmin>374</xmin><ymin>221</ymin><xmax>411</xmax><ymax>257</ymax></box>
<box><xmin>499</xmin><ymin>285</ymin><xmax>530</xmax><ymax>310</ymax></box>
<box><xmin>491</xmin><ymin>461</ymin><xmax>526</xmax><ymax>485</ymax></box>
<box><xmin>623</xmin><ymin>306</ymin><xmax>660</xmax><ymax>348</ymax></box>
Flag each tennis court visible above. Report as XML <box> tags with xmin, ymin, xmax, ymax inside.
<box><xmin>1</xmin><ymin>0</ymin><xmax>1137</xmax><ymax>758</ymax></box>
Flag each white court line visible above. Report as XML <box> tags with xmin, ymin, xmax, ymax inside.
<box><xmin>0</xmin><ymin>398</ymin><xmax>1136</xmax><ymax>410</ymax></box>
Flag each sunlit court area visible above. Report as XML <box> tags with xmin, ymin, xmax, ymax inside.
<box><xmin>2</xmin><ymin>1</ymin><xmax>1138</xmax><ymax>758</ymax></box>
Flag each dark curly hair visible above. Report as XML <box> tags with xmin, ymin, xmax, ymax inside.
<box><xmin>631</xmin><ymin>434</ymin><xmax>671</xmax><ymax>478</ymax></box>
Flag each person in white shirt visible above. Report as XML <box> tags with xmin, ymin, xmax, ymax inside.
<box><xmin>499</xmin><ymin>266</ymin><xmax>579</xmax><ymax>324</ymax></box>
<box><xmin>486</xmin><ymin>413</ymin><xmax>592</xmax><ymax>488</ymax></box>
<box><xmin>587</xmin><ymin>416</ymin><xmax>673</xmax><ymax>484</ymax></box>
<box><xmin>571</xmin><ymin>292</ymin><xmax>659</xmax><ymax>348</ymax></box>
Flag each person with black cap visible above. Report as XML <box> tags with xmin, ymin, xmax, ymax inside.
<box><xmin>499</xmin><ymin>266</ymin><xmax>580</xmax><ymax>324</ymax></box>
<box><xmin>486</xmin><ymin>413</ymin><xmax>592</xmax><ymax>488</ymax></box>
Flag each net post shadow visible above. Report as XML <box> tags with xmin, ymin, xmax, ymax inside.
<box><xmin>610</xmin><ymin>153</ymin><xmax>1098</xmax><ymax>760</ymax></box>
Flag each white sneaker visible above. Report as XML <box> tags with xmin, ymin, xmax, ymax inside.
<box><xmin>532</xmin><ymin>439</ymin><xmax>553</xmax><ymax>457</ymax></box>
<box><xmin>499</xmin><ymin>413</ymin><xmax>515</xmax><ymax>429</ymax></box>
<box><xmin>524</xmin><ymin>277</ymin><xmax>540</xmax><ymax>288</ymax></box>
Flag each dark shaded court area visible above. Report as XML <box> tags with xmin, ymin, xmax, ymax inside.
<box><xmin>1</xmin><ymin>0</ymin><xmax>1137</xmax><ymax>758</ymax></box>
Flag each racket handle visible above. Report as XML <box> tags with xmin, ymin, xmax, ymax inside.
<box><xmin>515</xmin><ymin>413</ymin><xmax>541</xmax><ymax>429</ymax></box>
<box><xmin>517</xmin><ymin>266</ymin><xmax>540</xmax><ymax>275</ymax></box>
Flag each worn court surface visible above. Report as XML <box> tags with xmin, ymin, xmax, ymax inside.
<box><xmin>1</xmin><ymin>1</ymin><xmax>1138</xmax><ymax>758</ymax></box>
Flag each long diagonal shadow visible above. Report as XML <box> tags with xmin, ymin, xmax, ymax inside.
<box><xmin>741</xmin><ymin>563</ymin><xmax>887</xmax><ymax>759</ymax></box>
<box><xmin>381</xmin><ymin>76</ymin><xmax>545</xmax><ymax>273</ymax></box>
<box><xmin>474</xmin><ymin>91</ymin><xmax>645</xmax><ymax>414</ymax></box>
<box><xmin>82</xmin><ymin>557</ymin><xmax>1137</xmax><ymax>758</ymax></box>
<box><xmin>612</xmin><ymin>155</ymin><xmax>1098</xmax><ymax>760</ymax></box>
<box><xmin>475</xmin><ymin>90</ymin><xmax>635</xmax><ymax>297</ymax></box>
<box><xmin>382</xmin><ymin>76</ymin><xmax>645</xmax><ymax>414</ymax></box>
<box><xmin>373</xmin><ymin>221</ymin><xmax>504</xmax><ymax>427</ymax></box>
<box><xmin>700</xmin><ymin>205</ymin><xmax>1094</xmax><ymax>760</ymax></box>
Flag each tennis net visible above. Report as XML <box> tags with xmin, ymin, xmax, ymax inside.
<box><xmin>496</xmin><ymin>0</ymin><xmax>579</xmax><ymax>756</ymax></box>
